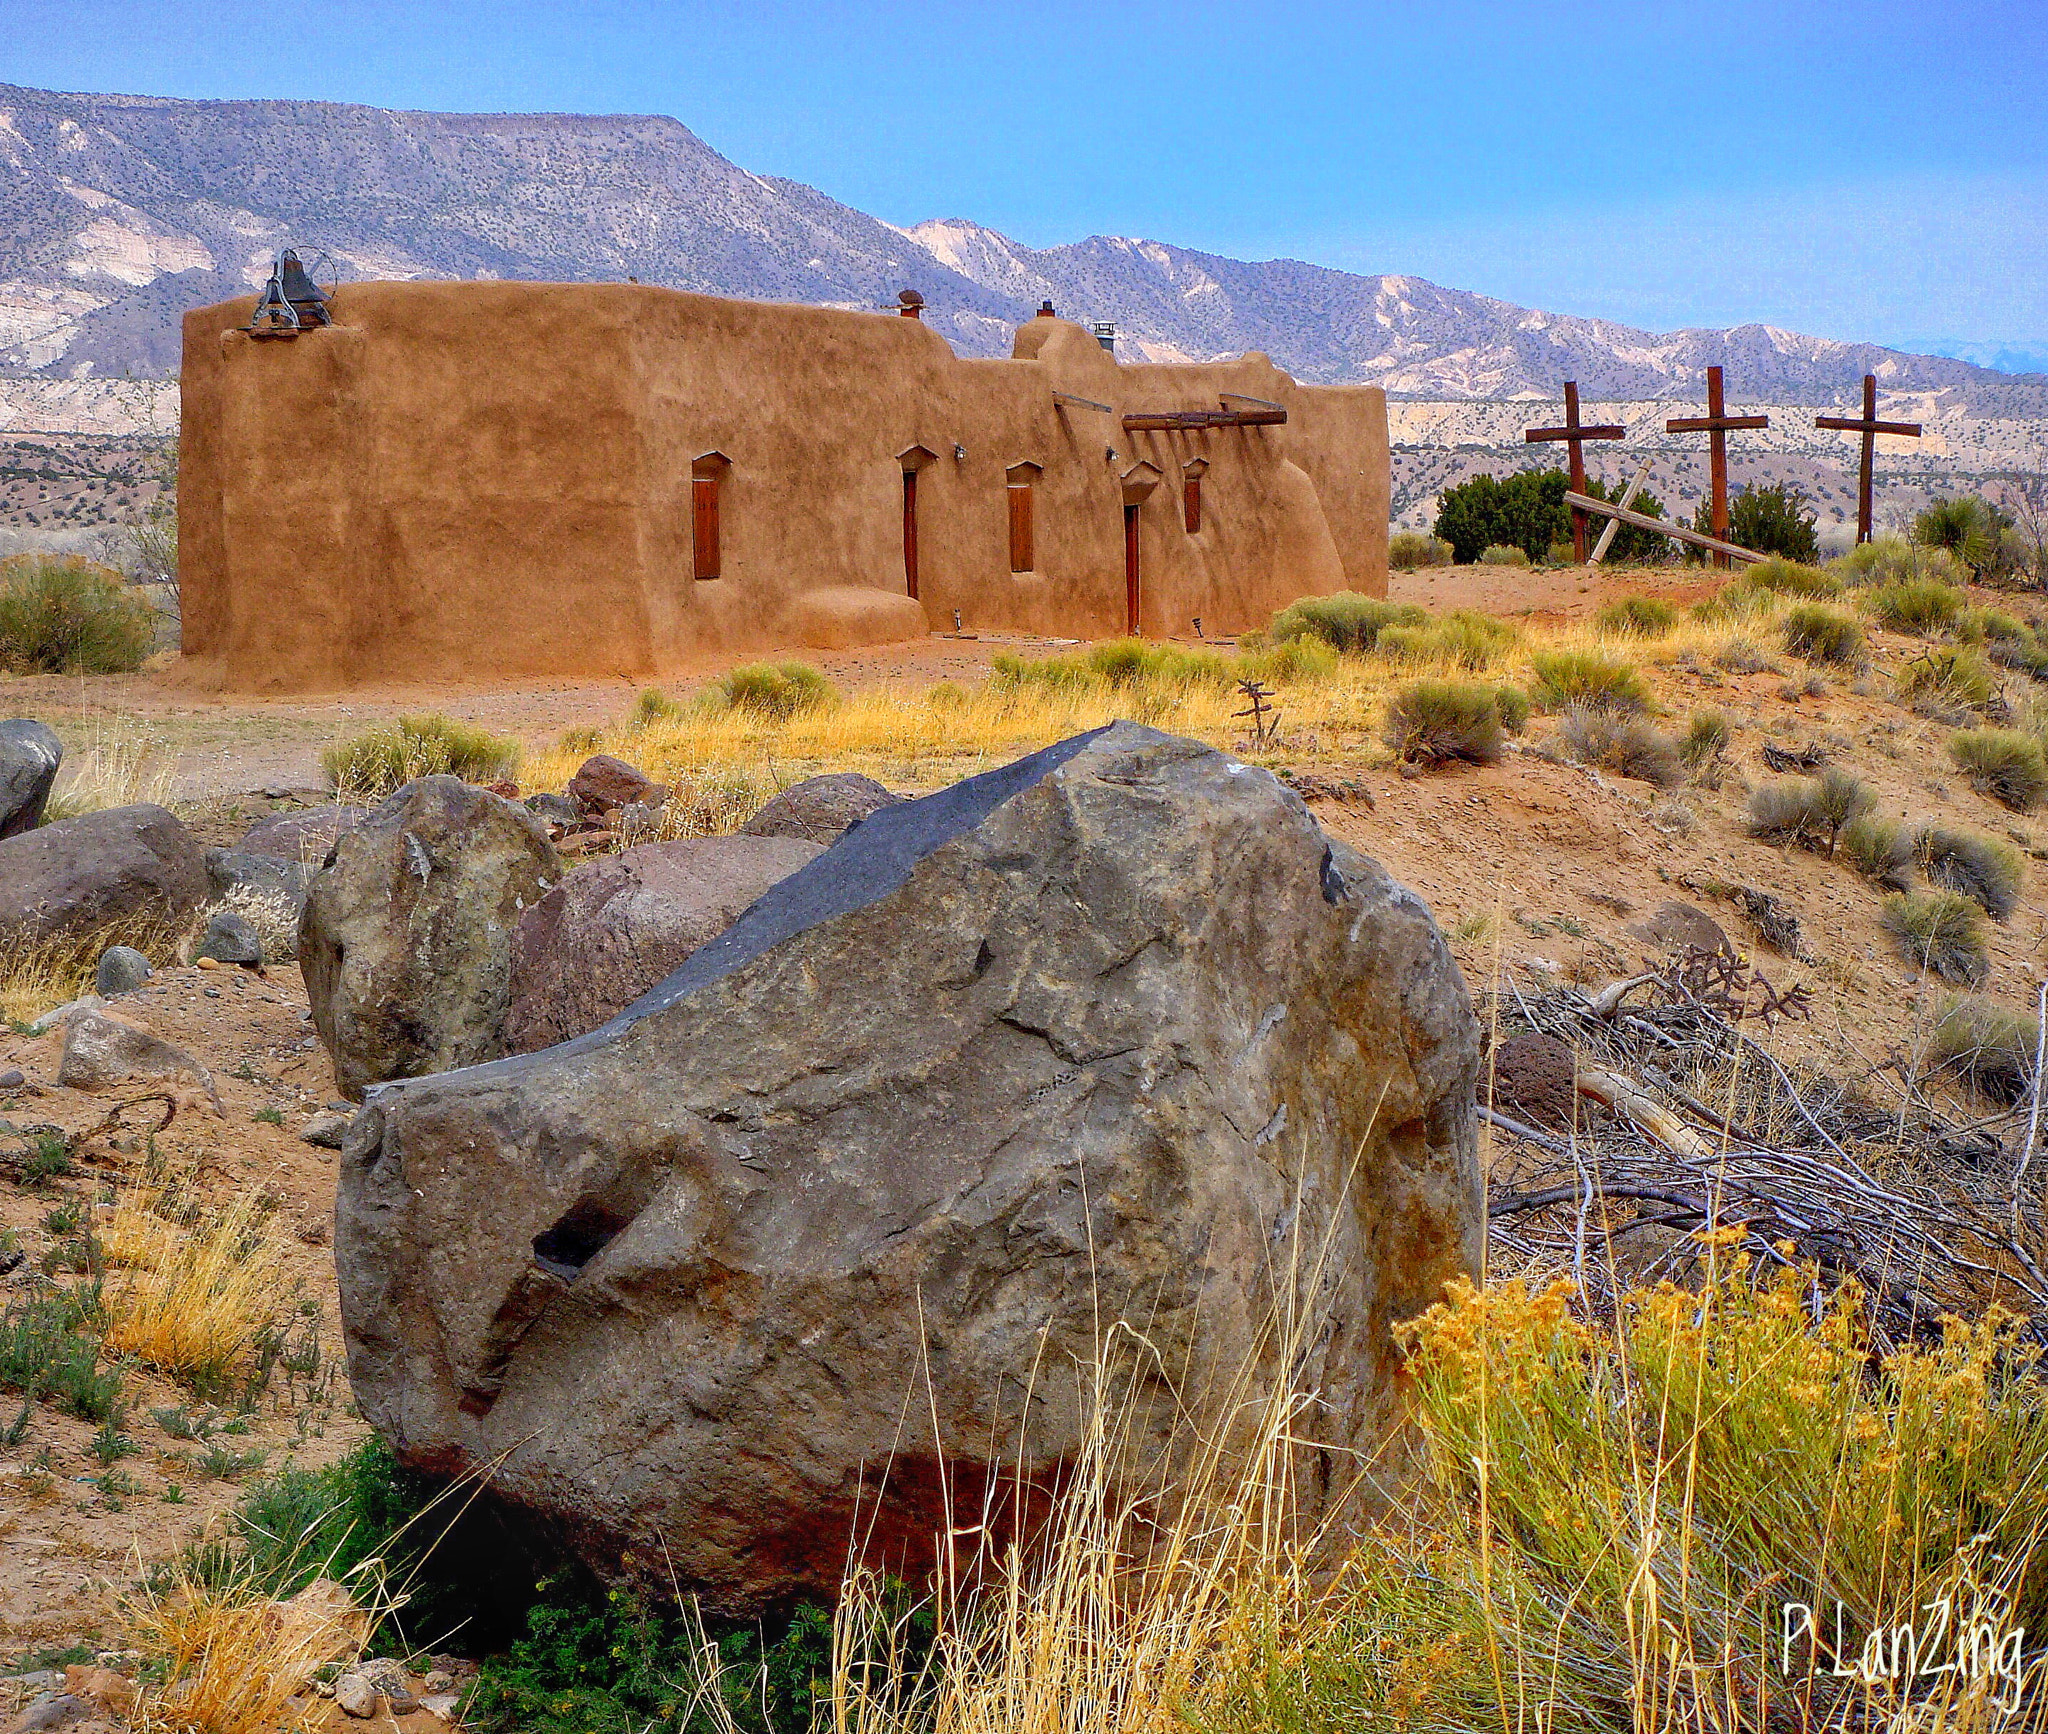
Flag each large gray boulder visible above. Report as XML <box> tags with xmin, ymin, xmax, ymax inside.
<box><xmin>504</xmin><ymin>835</ymin><xmax>822</xmax><ymax>1053</ymax></box>
<box><xmin>300</xmin><ymin>777</ymin><xmax>561</xmax><ymax>1101</ymax></box>
<box><xmin>337</xmin><ymin>724</ymin><xmax>1481</xmax><ymax>1614</ymax></box>
<box><xmin>740</xmin><ymin>772</ymin><xmax>902</xmax><ymax>846</ymax></box>
<box><xmin>0</xmin><ymin>804</ymin><xmax>207</xmax><ymax>945</ymax></box>
<box><xmin>0</xmin><ymin>719</ymin><xmax>62</xmax><ymax>839</ymax></box>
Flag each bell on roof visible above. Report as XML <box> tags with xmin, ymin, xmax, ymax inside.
<box><xmin>246</xmin><ymin>249</ymin><xmax>333</xmax><ymax>341</ymax></box>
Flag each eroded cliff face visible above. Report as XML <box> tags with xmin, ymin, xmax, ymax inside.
<box><xmin>333</xmin><ymin>723</ymin><xmax>1481</xmax><ymax>1613</ymax></box>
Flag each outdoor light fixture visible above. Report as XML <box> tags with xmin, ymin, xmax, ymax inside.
<box><xmin>953</xmin><ymin>442</ymin><xmax>967</xmax><ymax>461</ymax></box>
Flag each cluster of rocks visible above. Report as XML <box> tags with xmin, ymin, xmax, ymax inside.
<box><xmin>310</xmin><ymin>722</ymin><xmax>1481</xmax><ymax>1615</ymax></box>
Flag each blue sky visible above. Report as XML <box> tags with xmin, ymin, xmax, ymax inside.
<box><xmin>7</xmin><ymin>0</ymin><xmax>2045</xmax><ymax>354</ymax></box>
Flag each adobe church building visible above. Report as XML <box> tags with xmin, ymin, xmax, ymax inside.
<box><xmin>177</xmin><ymin>281</ymin><xmax>1388</xmax><ymax>691</ymax></box>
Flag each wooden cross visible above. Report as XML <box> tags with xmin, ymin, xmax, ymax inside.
<box><xmin>1666</xmin><ymin>366</ymin><xmax>1769</xmax><ymax>569</ymax></box>
<box><xmin>1816</xmin><ymin>374</ymin><xmax>1922</xmax><ymax>545</ymax></box>
<box><xmin>1524</xmin><ymin>382</ymin><xmax>1625</xmax><ymax>561</ymax></box>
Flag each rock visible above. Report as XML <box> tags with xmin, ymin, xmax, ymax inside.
<box><xmin>421</xmin><ymin>1693</ymin><xmax>463</xmax><ymax>1720</ymax></box>
<box><xmin>237</xmin><ymin>803</ymin><xmax>368</xmax><ymax>866</ymax></box>
<box><xmin>0</xmin><ymin>1070</ymin><xmax>22</xmax><ymax>1091</ymax></box>
<box><xmin>504</xmin><ymin>835</ymin><xmax>823</xmax><ymax>1053</ymax></box>
<box><xmin>58</xmin><ymin>1009</ymin><xmax>219</xmax><ymax>1103</ymax></box>
<box><xmin>567</xmin><ymin>754</ymin><xmax>657</xmax><ymax>815</ymax></box>
<box><xmin>338</xmin><ymin>723</ymin><xmax>1480</xmax><ymax>1614</ymax></box>
<box><xmin>739</xmin><ymin>772</ymin><xmax>903</xmax><ymax>846</ymax></box>
<box><xmin>61</xmin><ymin>1667</ymin><xmax>135</xmax><ymax>1716</ymax></box>
<box><xmin>194</xmin><ymin>907</ymin><xmax>263</xmax><ymax>967</ymax></box>
<box><xmin>523</xmin><ymin>792</ymin><xmax>581</xmax><ymax>831</ymax></box>
<box><xmin>331</xmin><ymin>1672</ymin><xmax>378</xmax><ymax>1718</ymax></box>
<box><xmin>301</xmin><ymin>1110</ymin><xmax>352</xmax><ymax>1149</ymax></box>
<box><xmin>357</xmin><ymin>1660</ymin><xmax>416</xmax><ymax>1712</ymax></box>
<box><xmin>421</xmin><ymin>1671</ymin><xmax>455</xmax><ymax>1694</ymax></box>
<box><xmin>205</xmin><ymin>845</ymin><xmax>313</xmax><ymax>909</ymax></box>
<box><xmin>300</xmin><ymin>776</ymin><xmax>562</xmax><ymax>1100</ymax></box>
<box><xmin>1486</xmin><ymin>1032</ymin><xmax>1580</xmax><ymax>1132</ymax></box>
<box><xmin>0</xmin><ymin>720</ymin><xmax>62</xmax><ymax>840</ymax></box>
<box><xmin>268</xmin><ymin>1577</ymin><xmax>369</xmax><ymax>1683</ymax></box>
<box><xmin>92</xmin><ymin>946</ymin><xmax>153</xmax><ymax>996</ymax></box>
<box><xmin>3</xmin><ymin>1694</ymin><xmax>82</xmax><ymax>1733</ymax></box>
<box><xmin>26</xmin><ymin>995</ymin><xmax>105</xmax><ymax>1037</ymax></box>
<box><xmin>4</xmin><ymin>1674</ymin><xmax>61</xmax><ymax>1693</ymax></box>
<box><xmin>556</xmin><ymin>830</ymin><xmax>615</xmax><ymax>858</ymax></box>
<box><xmin>0</xmin><ymin>804</ymin><xmax>207</xmax><ymax>947</ymax></box>
<box><xmin>1629</xmin><ymin>898</ymin><xmax>1733</xmax><ymax>958</ymax></box>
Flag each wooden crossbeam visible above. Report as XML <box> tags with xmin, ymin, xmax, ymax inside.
<box><xmin>1564</xmin><ymin>490</ymin><xmax>1766</xmax><ymax>565</ymax></box>
<box><xmin>1121</xmin><ymin>407</ymin><xmax>1287</xmax><ymax>431</ymax></box>
<box><xmin>1525</xmin><ymin>382</ymin><xmax>1626</xmax><ymax>560</ymax></box>
<box><xmin>1815</xmin><ymin>374</ymin><xmax>1923</xmax><ymax>544</ymax></box>
<box><xmin>1053</xmin><ymin>392</ymin><xmax>1114</xmax><ymax>414</ymax></box>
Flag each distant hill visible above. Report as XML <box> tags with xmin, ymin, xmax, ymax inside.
<box><xmin>1</xmin><ymin>79</ymin><xmax>2045</xmax><ymax>420</ymax></box>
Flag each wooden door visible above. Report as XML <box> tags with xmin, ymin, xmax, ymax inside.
<box><xmin>902</xmin><ymin>469</ymin><xmax>919</xmax><ymax>599</ymax></box>
<box><xmin>1124</xmin><ymin>503</ymin><xmax>1140</xmax><ymax>635</ymax></box>
<box><xmin>692</xmin><ymin>474</ymin><xmax>721</xmax><ymax>580</ymax></box>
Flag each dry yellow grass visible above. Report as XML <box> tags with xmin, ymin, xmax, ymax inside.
<box><xmin>99</xmin><ymin>1187</ymin><xmax>289</xmax><ymax>1390</ymax></box>
<box><xmin>0</xmin><ymin>906</ymin><xmax>192</xmax><ymax>1025</ymax></box>
<box><xmin>43</xmin><ymin>713</ymin><xmax>179</xmax><ymax>820</ymax></box>
<box><xmin>124</xmin><ymin>1570</ymin><xmax>367</xmax><ymax>1734</ymax></box>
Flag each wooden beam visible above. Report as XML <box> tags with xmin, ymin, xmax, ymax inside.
<box><xmin>1122</xmin><ymin>407</ymin><xmax>1286</xmax><ymax>431</ymax></box>
<box><xmin>1563</xmin><ymin>490</ymin><xmax>1767</xmax><ymax>565</ymax></box>
<box><xmin>1815</xmin><ymin>415</ymin><xmax>1923</xmax><ymax>436</ymax></box>
<box><xmin>1054</xmin><ymin>392</ymin><xmax>1114</xmax><ymax>415</ymax></box>
<box><xmin>1525</xmin><ymin>423</ymin><xmax>1626</xmax><ymax>442</ymax></box>
<box><xmin>1664</xmin><ymin>414</ymin><xmax>1771</xmax><ymax>433</ymax></box>
<box><xmin>1219</xmin><ymin>392</ymin><xmax>1285</xmax><ymax>411</ymax></box>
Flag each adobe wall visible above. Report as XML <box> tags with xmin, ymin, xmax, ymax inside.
<box><xmin>178</xmin><ymin>282</ymin><xmax>1387</xmax><ymax>692</ymax></box>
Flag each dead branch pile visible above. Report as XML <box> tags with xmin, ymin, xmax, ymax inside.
<box><xmin>1482</xmin><ymin>952</ymin><xmax>2048</xmax><ymax>1350</ymax></box>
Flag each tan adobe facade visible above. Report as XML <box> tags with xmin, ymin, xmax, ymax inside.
<box><xmin>178</xmin><ymin>282</ymin><xmax>1388</xmax><ymax>692</ymax></box>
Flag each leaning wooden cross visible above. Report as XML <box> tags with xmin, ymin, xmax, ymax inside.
<box><xmin>1816</xmin><ymin>373</ymin><xmax>1921</xmax><ymax>545</ymax></box>
<box><xmin>1666</xmin><ymin>366</ymin><xmax>1769</xmax><ymax>570</ymax></box>
<box><xmin>1563</xmin><ymin>490</ymin><xmax>1766</xmax><ymax>566</ymax></box>
<box><xmin>1524</xmin><ymin>382</ymin><xmax>1625</xmax><ymax>562</ymax></box>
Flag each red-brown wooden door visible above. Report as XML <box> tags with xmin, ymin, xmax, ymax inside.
<box><xmin>902</xmin><ymin>469</ymin><xmax>919</xmax><ymax>599</ymax></box>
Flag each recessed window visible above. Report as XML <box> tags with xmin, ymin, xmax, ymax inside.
<box><xmin>691</xmin><ymin>452</ymin><xmax>730</xmax><ymax>580</ymax></box>
<box><xmin>1182</xmin><ymin>458</ymin><xmax>1209</xmax><ymax>534</ymax></box>
<box><xmin>1006</xmin><ymin>462</ymin><xmax>1041</xmax><ymax>574</ymax></box>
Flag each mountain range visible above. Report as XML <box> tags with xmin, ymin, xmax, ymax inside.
<box><xmin>2</xmin><ymin>79</ymin><xmax>2044</xmax><ymax>417</ymax></box>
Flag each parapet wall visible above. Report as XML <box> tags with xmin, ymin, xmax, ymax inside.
<box><xmin>178</xmin><ymin>282</ymin><xmax>1388</xmax><ymax>691</ymax></box>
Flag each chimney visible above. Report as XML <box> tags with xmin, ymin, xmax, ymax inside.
<box><xmin>1092</xmin><ymin>322</ymin><xmax>1117</xmax><ymax>353</ymax></box>
<box><xmin>897</xmin><ymin>289</ymin><xmax>925</xmax><ymax>320</ymax></box>
<box><xmin>1036</xmin><ymin>300</ymin><xmax>1057</xmax><ymax>319</ymax></box>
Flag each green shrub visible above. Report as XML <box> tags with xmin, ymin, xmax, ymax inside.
<box><xmin>1433</xmin><ymin>468</ymin><xmax>1570</xmax><ymax>564</ymax></box>
<box><xmin>1747</xmin><ymin>769</ymin><xmax>1873</xmax><ymax>855</ymax></box>
<box><xmin>1384</xmin><ymin>681</ymin><xmax>1506</xmax><ymax>768</ymax></box>
<box><xmin>1594</xmin><ymin>595</ymin><xmax>1678</xmax><ymax>637</ymax></box>
<box><xmin>1493</xmin><ymin>685</ymin><xmax>1531</xmax><ymax>734</ymax></box>
<box><xmin>1781</xmin><ymin>604</ymin><xmax>1866</xmax><ymax>667</ymax></box>
<box><xmin>1712</xmin><ymin>636</ymin><xmax>1772</xmax><ymax>674</ymax></box>
<box><xmin>1555</xmin><ymin>707</ymin><xmax>1681</xmax><ymax>788</ymax></box>
<box><xmin>1739</xmin><ymin>556</ymin><xmax>1840</xmax><ymax>598</ymax></box>
<box><xmin>1681</xmin><ymin>709</ymin><xmax>1731</xmax><ymax>771</ymax></box>
<box><xmin>1387</xmin><ymin>531</ymin><xmax>1452</xmax><ymax>569</ymax></box>
<box><xmin>994</xmin><ymin>638</ymin><xmax>1232</xmax><ymax>695</ymax></box>
<box><xmin>1915</xmin><ymin>825</ymin><xmax>2026</xmax><ymax>920</ymax></box>
<box><xmin>1865</xmin><ymin>576</ymin><xmax>1966</xmax><ymax>635</ymax></box>
<box><xmin>1948</xmin><ymin>728</ymin><xmax>2048</xmax><ymax>810</ymax></box>
<box><xmin>1528</xmin><ymin>649</ymin><xmax>1649</xmax><ymax>714</ymax></box>
<box><xmin>1267</xmin><ymin>593</ymin><xmax>1427</xmax><ymax>655</ymax></box>
<box><xmin>0</xmin><ymin>1290</ymin><xmax>122</xmax><ymax>1422</ymax></box>
<box><xmin>1929</xmin><ymin>994</ymin><xmax>2040</xmax><ymax>1103</ymax></box>
<box><xmin>1377</xmin><ymin>609</ymin><xmax>1519</xmax><ymax>671</ymax></box>
<box><xmin>1898</xmin><ymin>644</ymin><xmax>1995</xmax><ymax>710</ymax></box>
<box><xmin>628</xmin><ymin>688</ymin><xmax>686</xmax><ymax>727</ymax></box>
<box><xmin>1696</xmin><ymin>482</ymin><xmax>1818</xmax><ymax>563</ymax></box>
<box><xmin>1478</xmin><ymin>543</ymin><xmax>1530</xmax><ymax>568</ymax></box>
<box><xmin>716</xmin><ymin>660</ymin><xmax>839</xmax><ymax>719</ymax></box>
<box><xmin>1240</xmin><ymin>635</ymin><xmax>1339</xmax><ymax>684</ymax></box>
<box><xmin>322</xmin><ymin>714</ymin><xmax>521</xmax><ymax>799</ymax></box>
<box><xmin>0</xmin><ymin>554</ymin><xmax>156</xmax><ymax>674</ymax></box>
<box><xmin>1915</xmin><ymin>494</ymin><xmax>2024</xmax><ymax>581</ymax></box>
<box><xmin>1880</xmin><ymin>890</ymin><xmax>1988</xmax><ymax>984</ymax></box>
<box><xmin>1544</xmin><ymin>540</ymin><xmax>1576</xmax><ymax>567</ymax></box>
<box><xmin>1840</xmin><ymin>813</ymin><xmax>1914</xmax><ymax>890</ymax></box>
<box><xmin>1989</xmin><ymin>629</ymin><xmax>2048</xmax><ymax>680</ymax></box>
